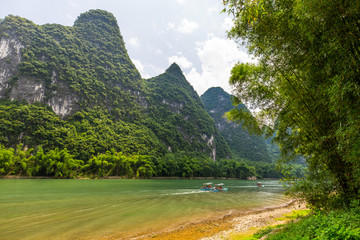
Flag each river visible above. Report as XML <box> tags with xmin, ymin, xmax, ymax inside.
<box><xmin>0</xmin><ymin>179</ymin><xmax>288</xmax><ymax>239</ymax></box>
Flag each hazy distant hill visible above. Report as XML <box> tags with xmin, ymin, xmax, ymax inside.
<box><xmin>201</xmin><ymin>87</ymin><xmax>273</xmax><ymax>163</ymax></box>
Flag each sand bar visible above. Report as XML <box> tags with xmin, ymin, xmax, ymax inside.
<box><xmin>111</xmin><ymin>200</ymin><xmax>307</xmax><ymax>240</ymax></box>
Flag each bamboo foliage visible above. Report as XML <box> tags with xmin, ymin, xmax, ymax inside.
<box><xmin>223</xmin><ymin>0</ymin><xmax>360</xmax><ymax>208</ymax></box>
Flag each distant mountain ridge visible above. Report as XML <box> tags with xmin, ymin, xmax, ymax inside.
<box><xmin>201</xmin><ymin>87</ymin><xmax>273</xmax><ymax>163</ymax></box>
<box><xmin>146</xmin><ymin>64</ymin><xmax>231</xmax><ymax>160</ymax></box>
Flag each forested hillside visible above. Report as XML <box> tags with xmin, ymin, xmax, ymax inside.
<box><xmin>0</xmin><ymin>9</ymin><xmax>249</xmax><ymax>178</ymax></box>
<box><xmin>146</xmin><ymin>64</ymin><xmax>231</xmax><ymax>161</ymax></box>
<box><xmin>201</xmin><ymin>87</ymin><xmax>272</xmax><ymax>162</ymax></box>
<box><xmin>0</xmin><ymin>10</ymin><xmax>142</xmax><ymax>117</ymax></box>
<box><xmin>201</xmin><ymin>87</ymin><xmax>284</xmax><ymax>178</ymax></box>
<box><xmin>0</xmin><ymin>10</ymin><xmax>163</xmax><ymax>161</ymax></box>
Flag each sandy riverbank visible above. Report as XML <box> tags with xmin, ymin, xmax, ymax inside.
<box><xmin>130</xmin><ymin>200</ymin><xmax>307</xmax><ymax>240</ymax></box>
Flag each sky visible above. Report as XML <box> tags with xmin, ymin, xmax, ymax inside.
<box><xmin>1</xmin><ymin>0</ymin><xmax>256</xmax><ymax>95</ymax></box>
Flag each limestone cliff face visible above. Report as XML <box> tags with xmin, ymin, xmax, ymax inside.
<box><xmin>0</xmin><ymin>36</ymin><xmax>23</xmax><ymax>96</ymax></box>
<box><xmin>0</xmin><ymin>23</ymin><xmax>80</xmax><ymax>117</ymax></box>
<box><xmin>0</xmin><ymin>36</ymin><xmax>45</xmax><ymax>104</ymax></box>
<box><xmin>0</xmin><ymin>10</ymin><xmax>142</xmax><ymax>118</ymax></box>
<box><xmin>2</xmin><ymin>73</ymin><xmax>78</xmax><ymax>117</ymax></box>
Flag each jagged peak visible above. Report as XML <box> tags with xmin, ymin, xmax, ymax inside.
<box><xmin>74</xmin><ymin>9</ymin><xmax>118</xmax><ymax>27</ymax></box>
<box><xmin>203</xmin><ymin>87</ymin><xmax>226</xmax><ymax>94</ymax></box>
<box><xmin>73</xmin><ymin>9</ymin><xmax>126</xmax><ymax>55</ymax></box>
<box><xmin>202</xmin><ymin>87</ymin><xmax>231</xmax><ymax>99</ymax></box>
<box><xmin>165</xmin><ymin>62</ymin><xmax>185</xmax><ymax>79</ymax></box>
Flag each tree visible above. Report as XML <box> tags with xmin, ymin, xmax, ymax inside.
<box><xmin>223</xmin><ymin>0</ymin><xmax>360</xmax><ymax>209</ymax></box>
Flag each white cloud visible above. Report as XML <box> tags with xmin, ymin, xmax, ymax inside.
<box><xmin>66</xmin><ymin>14</ymin><xmax>75</xmax><ymax>23</ymax></box>
<box><xmin>185</xmin><ymin>35</ymin><xmax>256</xmax><ymax>95</ymax></box>
<box><xmin>177</xmin><ymin>18</ymin><xmax>199</xmax><ymax>34</ymax></box>
<box><xmin>132</xmin><ymin>59</ymin><xmax>151</xmax><ymax>79</ymax></box>
<box><xmin>222</xmin><ymin>17</ymin><xmax>234</xmax><ymax>32</ymax></box>
<box><xmin>128</xmin><ymin>37</ymin><xmax>139</xmax><ymax>47</ymax></box>
<box><xmin>168</xmin><ymin>54</ymin><xmax>193</xmax><ymax>69</ymax></box>
<box><xmin>146</xmin><ymin>64</ymin><xmax>164</xmax><ymax>78</ymax></box>
<box><xmin>155</xmin><ymin>49</ymin><xmax>163</xmax><ymax>55</ymax></box>
<box><xmin>167</xmin><ymin>19</ymin><xmax>199</xmax><ymax>34</ymax></box>
<box><xmin>167</xmin><ymin>21</ymin><xmax>175</xmax><ymax>30</ymax></box>
<box><xmin>166</xmin><ymin>42</ymin><xmax>173</xmax><ymax>49</ymax></box>
<box><xmin>132</xmin><ymin>59</ymin><xmax>167</xmax><ymax>79</ymax></box>
<box><xmin>207</xmin><ymin>7</ymin><xmax>219</xmax><ymax>14</ymax></box>
<box><xmin>132</xmin><ymin>59</ymin><xmax>143</xmax><ymax>72</ymax></box>
<box><xmin>176</xmin><ymin>0</ymin><xmax>186</xmax><ymax>5</ymax></box>
<box><xmin>68</xmin><ymin>0</ymin><xmax>78</xmax><ymax>8</ymax></box>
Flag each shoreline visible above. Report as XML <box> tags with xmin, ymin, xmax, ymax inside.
<box><xmin>0</xmin><ymin>175</ymin><xmax>280</xmax><ymax>181</ymax></box>
<box><xmin>124</xmin><ymin>199</ymin><xmax>306</xmax><ymax>240</ymax></box>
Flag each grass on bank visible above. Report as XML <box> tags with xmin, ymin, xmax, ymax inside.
<box><xmin>230</xmin><ymin>209</ymin><xmax>311</xmax><ymax>240</ymax></box>
<box><xmin>234</xmin><ymin>203</ymin><xmax>360</xmax><ymax>240</ymax></box>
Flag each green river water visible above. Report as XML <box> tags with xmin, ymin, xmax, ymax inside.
<box><xmin>0</xmin><ymin>179</ymin><xmax>288</xmax><ymax>239</ymax></box>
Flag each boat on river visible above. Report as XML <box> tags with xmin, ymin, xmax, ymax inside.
<box><xmin>256</xmin><ymin>182</ymin><xmax>264</xmax><ymax>187</ymax></box>
<box><xmin>200</xmin><ymin>183</ymin><xmax>228</xmax><ymax>192</ymax></box>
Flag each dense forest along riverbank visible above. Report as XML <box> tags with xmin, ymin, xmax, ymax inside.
<box><xmin>0</xmin><ymin>179</ymin><xmax>288</xmax><ymax>240</ymax></box>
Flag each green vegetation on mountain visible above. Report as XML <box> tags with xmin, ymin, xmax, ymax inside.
<box><xmin>0</xmin><ymin>8</ymin><xmax>303</xmax><ymax>180</ymax></box>
<box><xmin>0</xmin><ymin>10</ymin><xmax>252</xmax><ymax>178</ymax></box>
<box><xmin>0</xmin><ymin>100</ymin><xmax>161</xmax><ymax>160</ymax></box>
<box><xmin>201</xmin><ymin>87</ymin><xmax>272</xmax><ymax>162</ymax></box>
<box><xmin>223</xmin><ymin>0</ymin><xmax>360</xmax><ymax>209</ymax></box>
<box><xmin>1</xmin><ymin>10</ymin><xmax>142</xmax><ymax>109</ymax></box>
<box><xmin>201</xmin><ymin>87</ymin><xmax>289</xmax><ymax>179</ymax></box>
<box><xmin>146</xmin><ymin>65</ymin><xmax>231</xmax><ymax>160</ymax></box>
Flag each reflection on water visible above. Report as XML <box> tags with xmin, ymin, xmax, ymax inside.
<box><xmin>0</xmin><ymin>179</ymin><xmax>288</xmax><ymax>239</ymax></box>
